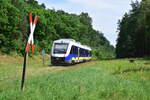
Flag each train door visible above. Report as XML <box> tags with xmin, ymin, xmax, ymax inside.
<box><xmin>78</xmin><ymin>48</ymin><xmax>80</xmax><ymax>62</ymax></box>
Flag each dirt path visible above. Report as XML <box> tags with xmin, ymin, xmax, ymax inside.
<box><xmin>28</xmin><ymin>60</ymin><xmax>98</xmax><ymax>76</ymax></box>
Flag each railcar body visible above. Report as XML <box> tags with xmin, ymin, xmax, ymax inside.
<box><xmin>51</xmin><ymin>39</ymin><xmax>92</xmax><ymax>65</ymax></box>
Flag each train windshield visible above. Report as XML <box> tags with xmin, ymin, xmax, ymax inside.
<box><xmin>54</xmin><ymin>43</ymin><xmax>68</xmax><ymax>54</ymax></box>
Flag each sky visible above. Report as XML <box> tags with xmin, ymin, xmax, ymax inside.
<box><xmin>38</xmin><ymin>0</ymin><xmax>141</xmax><ymax>46</ymax></box>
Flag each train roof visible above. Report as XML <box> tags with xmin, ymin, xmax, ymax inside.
<box><xmin>54</xmin><ymin>39</ymin><xmax>91</xmax><ymax>51</ymax></box>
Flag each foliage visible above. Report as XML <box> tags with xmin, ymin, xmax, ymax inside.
<box><xmin>0</xmin><ymin>0</ymin><xmax>115</xmax><ymax>59</ymax></box>
<box><xmin>116</xmin><ymin>0</ymin><xmax>150</xmax><ymax>58</ymax></box>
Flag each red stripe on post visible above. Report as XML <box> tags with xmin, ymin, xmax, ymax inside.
<box><xmin>34</xmin><ymin>16</ymin><xmax>38</xmax><ymax>24</ymax></box>
<box><xmin>32</xmin><ymin>44</ymin><xmax>35</xmax><ymax>53</ymax></box>
<box><xmin>25</xmin><ymin>43</ymin><xmax>30</xmax><ymax>52</ymax></box>
<box><xmin>29</xmin><ymin>13</ymin><xmax>32</xmax><ymax>23</ymax></box>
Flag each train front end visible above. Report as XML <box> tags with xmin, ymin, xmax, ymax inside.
<box><xmin>51</xmin><ymin>39</ymin><xmax>71</xmax><ymax>65</ymax></box>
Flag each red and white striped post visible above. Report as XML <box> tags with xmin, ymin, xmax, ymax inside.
<box><xmin>21</xmin><ymin>13</ymin><xmax>38</xmax><ymax>90</ymax></box>
<box><xmin>25</xmin><ymin>13</ymin><xmax>38</xmax><ymax>53</ymax></box>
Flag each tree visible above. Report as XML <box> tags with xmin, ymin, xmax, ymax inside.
<box><xmin>116</xmin><ymin>0</ymin><xmax>150</xmax><ymax>58</ymax></box>
<box><xmin>0</xmin><ymin>0</ymin><xmax>115</xmax><ymax>59</ymax></box>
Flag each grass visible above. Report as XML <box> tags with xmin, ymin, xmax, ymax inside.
<box><xmin>0</xmin><ymin>54</ymin><xmax>150</xmax><ymax>100</ymax></box>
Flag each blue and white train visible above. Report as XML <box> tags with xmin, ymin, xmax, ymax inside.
<box><xmin>51</xmin><ymin>39</ymin><xmax>92</xmax><ymax>65</ymax></box>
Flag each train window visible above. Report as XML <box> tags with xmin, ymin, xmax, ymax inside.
<box><xmin>79</xmin><ymin>48</ymin><xmax>83</xmax><ymax>57</ymax></box>
<box><xmin>70</xmin><ymin>46</ymin><xmax>91</xmax><ymax>57</ymax></box>
<box><xmin>85</xmin><ymin>50</ymin><xmax>88</xmax><ymax>57</ymax></box>
<box><xmin>85</xmin><ymin>50</ymin><xmax>87</xmax><ymax>57</ymax></box>
<box><xmin>54</xmin><ymin>43</ymin><xmax>68</xmax><ymax>54</ymax></box>
<box><xmin>74</xmin><ymin>46</ymin><xmax>78</xmax><ymax>55</ymax></box>
<box><xmin>70</xmin><ymin>46</ymin><xmax>78</xmax><ymax>55</ymax></box>
<box><xmin>83</xmin><ymin>49</ymin><xmax>85</xmax><ymax>57</ymax></box>
<box><xmin>70</xmin><ymin>46</ymin><xmax>74</xmax><ymax>54</ymax></box>
<box><xmin>87</xmin><ymin>51</ymin><xmax>90</xmax><ymax>57</ymax></box>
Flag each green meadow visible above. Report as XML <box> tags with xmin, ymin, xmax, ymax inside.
<box><xmin>0</xmin><ymin>54</ymin><xmax>150</xmax><ymax>100</ymax></box>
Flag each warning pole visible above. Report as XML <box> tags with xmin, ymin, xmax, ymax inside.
<box><xmin>21</xmin><ymin>13</ymin><xmax>38</xmax><ymax>90</ymax></box>
<box><xmin>21</xmin><ymin>52</ymin><xmax>28</xmax><ymax>90</ymax></box>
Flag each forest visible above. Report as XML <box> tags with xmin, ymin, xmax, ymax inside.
<box><xmin>0</xmin><ymin>0</ymin><xmax>115</xmax><ymax>59</ymax></box>
<box><xmin>116</xmin><ymin>0</ymin><xmax>150</xmax><ymax>58</ymax></box>
<box><xmin>1</xmin><ymin>0</ymin><xmax>149</xmax><ymax>59</ymax></box>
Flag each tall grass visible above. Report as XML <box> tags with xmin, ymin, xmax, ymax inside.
<box><xmin>0</xmin><ymin>54</ymin><xmax>150</xmax><ymax>100</ymax></box>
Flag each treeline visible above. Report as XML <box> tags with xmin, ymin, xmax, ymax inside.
<box><xmin>116</xmin><ymin>0</ymin><xmax>150</xmax><ymax>58</ymax></box>
<box><xmin>0</xmin><ymin>0</ymin><xmax>115</xmax><ymax>59</ymax></box>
